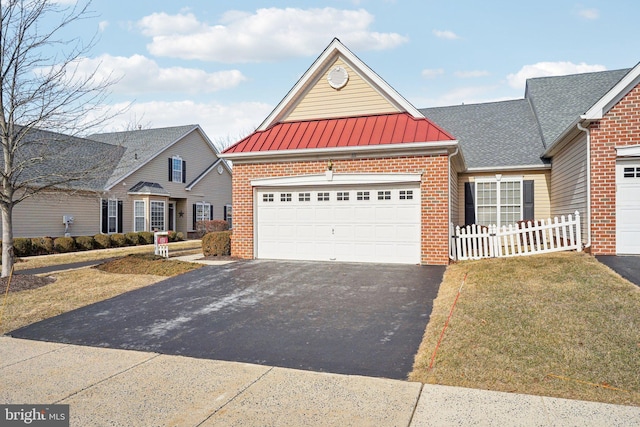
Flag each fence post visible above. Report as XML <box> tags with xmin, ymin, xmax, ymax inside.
<box><xmin>575</xmin><ymin>211</ymin><xmax>582</xmax><ymax>250</ymax></box>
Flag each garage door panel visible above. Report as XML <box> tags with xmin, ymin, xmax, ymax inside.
<box><xmin>257</xmin><ymin>185</ymin><xmax>420</xmax><ymax>264</ymax></box>
<box><xmin>616</xmin><ymin>162</ymin><xmax>640</xmax><ymax>254</ymax></box>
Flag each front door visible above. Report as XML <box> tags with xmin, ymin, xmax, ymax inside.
<box><xmin>168</xmin><ymin>202</ymin><xmax>175</xmax><ymax>232</ymax></box>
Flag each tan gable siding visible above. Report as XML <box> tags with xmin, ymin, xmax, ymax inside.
<box><xmin>457</xmin><ymin>170</ymin><xmax>551</xmax><ymax>225</ymax></box>
<box><xmin>2</xmin><ymin>191</ymin><xmax>100</xmax><ymax>238</ymax></box>
<box><xmin>284</xmin><ymin>58</ymin><xmax>400</xmax><ymax>122</ymax></box>
<box><xmin>188</xmin><ymin>166</ymin><xmax>232</xmax><ymax>227</ymax></box>
<box><xmin>104</xmin><ymin>128</ymin><xmax>231</xmax><ymax>234</ymax></box>
<box><xmin>549</xmin><ymin>133</ymin><xmax>588</xmax><ymax>240</ymax></box>
<box><xmin>118</xmin><ymin>129</ymin><xmax>219</xmax><ymax>198</ymax></box>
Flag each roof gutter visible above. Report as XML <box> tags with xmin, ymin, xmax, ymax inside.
<box><xmin>219</xmin><ymin>140</ymin><xmax>459</xmax><ymax>163</ymax></box>
<box><xmin>576</xmin><ymin>122</ymin><xmax>592</xmax><ymax>250</ymax></box>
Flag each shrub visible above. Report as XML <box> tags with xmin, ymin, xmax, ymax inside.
<box><xmin>175</xmin><ymin>232</ymin><xmax>184</xmax><ymax>241</ymax></box>
<box><xmin>125</xmin><ymin>232</ymin><xmax>141</xmax><ymax>246</ymax></box>
<box><xmin>93</xmin><ymin>234</ymin><xmax>111</xmax><ymax>249</ymax></box>
<box><xmin>13</xmin><ymin>237</ymin><xmax>33</xmax><ymax>257</ymax></box>
<box><xmin>31</xmin><ymin>237</ymin><xmax>54</xmax><ymax>255</ymax></box>
<box><xmin>110</xmin><ymin>233</ymin><xmax>126</xmax><ymax>247</ymax></box>
<box><xmin>53</xmin><ymin>236</ymin><xmax>75</xmax><ymax>253</ymax></box>
<box><xmin>168</xmin><ymin>230</ymin><xmax>178</xmax><ymax>242</ymax></box>
<box><xmin>196</xmin><ymin>220</ymin><xmax>229</xmax><ymax>237</ymax></box>
<box><xmin>139</xmin><ymin>231</ymin><xmax>154</xmax><ymax>245</ymax></box>
<box><xmin>202</xmin><ymin>231</ymin><xmax>231</xmax><ymax>256</ymax></box>
<box><xmin>75</xmin><ymin>236</ymin><xmax>95</xmax><ymax>251</ymax></box>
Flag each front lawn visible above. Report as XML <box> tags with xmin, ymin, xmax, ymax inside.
<box><xmin>410</xmin><ymin>252</ymin><xmax>640</xmax><ymax>407</ymax></box>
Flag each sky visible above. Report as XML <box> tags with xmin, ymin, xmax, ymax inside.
<box><xmin>53</xmin><ymin>0</ymin><xmax>640</xmax><ymax>148</ymax></box>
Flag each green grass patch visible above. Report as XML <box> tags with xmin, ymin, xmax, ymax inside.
<box><xmin>95</xmin><ymin>254</ymin><xmax>202</xmax><ymax>276</ymax></box>
<box><xmin>410</xmin><ymin>252</ymin><xmax>640</xmax><ymax>407</ymax></box>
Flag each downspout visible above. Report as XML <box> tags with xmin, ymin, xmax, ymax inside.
<box><xmin>576</xmin><ymin>122</ymin><xmax>591</xmax><ymax>249</ymax></box>
<box><xmin>448</xmin><ymin>146</ymin><xmax>459</xmax><ymax>260</ymax></box>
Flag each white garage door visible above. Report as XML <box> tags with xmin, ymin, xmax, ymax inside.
<box><xmin>256</xmin><ymin>185</ymin><xmax>421</xmax><ymax>264</ymax></box>
<box><xmin>616</xmin><ymin>161</ymin><xmax>640</xmax><ymax>254</ymax></box>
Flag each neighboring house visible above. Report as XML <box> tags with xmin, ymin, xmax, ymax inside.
<box><xmin>4</xmin><ymin>124</ymin><xmax>232</xmax><ymax>238</ymax></box>
<box><xmin>220</xmin><ymin>38</ymin><xmax>640</xmax><ymax>265</ymax></box>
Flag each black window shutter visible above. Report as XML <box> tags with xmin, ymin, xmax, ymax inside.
<box><xmin>117</xmin><ymin>200</ymin><xmax>123</xmax><ymax>233</ymax></box>
<box><xmin>101</xmin><ymin>199</ymin><xmax>108</xmax><ymax>233</ymax></box>
<box><xmin>182</xmin><ymin>160</ymin><xmax>187</xmax><ymax>183</ymax></box>
<box><xmin>464</xmin><ymin>182</ymin><xmax>475</xmax><ymax>225</ymax></box>
<box><xmin>223</xmin><ymin>205</ymin><xmax>227</xmax><ymax>221</ymax></box>
<box><xmin>209</xmin><ymin>204</ymin><xmax>213</xmax><ymax>220</ymax></box>
<box><xmin>168</xmin><ymin>158</ymin><xmax>173</xmax><ymax>181</ymax></box>
<box><xmin>192</xmin><ymin>204</ymin><xmax>197</xmax><ymax>229</ymax></box>
<box><xmin>523</xmin><ymin>180</ymin><xmax>535</xmax><ymax>221</ymax></box>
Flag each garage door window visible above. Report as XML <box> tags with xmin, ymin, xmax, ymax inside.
<box><xmin>263</xmin><ymin>193</ymin><xmax>274</xmax><ymax>202</ymax></box>
<box><xmin>400</xmin><ymin>190</ymin><xmax>414</xmax><ymax>200</ymax></box>
<box><xmin>299</xmin><ymin>192</ymin><xmax>310</xmax><ymax>202</ymax></box>
<box><xmin>280</xmin><ymin>193</ymin><xmax>292</xmax><ymax>202</ymax></box>
<box><xmin>337</xmin><ymin>191</ymin><xmax>349</xmax><ymax>201</ymax></box>
<box><xmin>357</xmin><ymin>191</ymin><xmax>370</xmax><ymax>200</ymax></box>
<box><xmin>378</xmin><ymin>190</ymin><xmax>391</xmax><ymax>200</ymax></box>
<box><xmin>317</xmin><ymin>192</ymin><xmax>330</xmax><ymax>201</ymax></box>
<box><xmin>623</xmin><ymin>167</ymin><xmax>640</xmax><ymax>178</ymax></box>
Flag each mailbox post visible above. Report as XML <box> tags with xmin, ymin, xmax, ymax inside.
<box><xmin>154</xmin><ymin>231</ymin><xmax>170</xmax><ymax>258</ymax></box>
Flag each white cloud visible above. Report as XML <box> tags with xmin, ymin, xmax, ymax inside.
<box><xmin>432</xmin><ymin>29</ymin><xmax>460</xmax><ymax>40</ymax></box>
<box><xmin>507</xmin><ymin>61</ymin><xmax>606</xmax><ymax>89</ymax></box>
<box><xmin>454</xmin><ymin>70</ymin><xmax>490</xmax><ymax>78</ymax></box>
<box><xmin>99</xmin><ymin>21</ymin><xmax>109</xmax><ymax>32</ymax></box>
<box><xmin>98</xmin><ymin>100</ymin><xmax>273</xmax><ymax>147</ymax></box>
<box><xmin>421</xmin><ymin>68</ymin><xmax>444</xmax><ymax>78</ymax></box>
<box><xmin>73</xmin><ymin>54</ymin><xmax>246</xmax><ymax>94</ymax></box>
<box><xmin>578</xmin><ymin>8</ymin><xmax>599</xmax><ymax>20</ymax></box>
<box><xmin>137</xmin><ymin>8</ymin><xmax>408</xmax><ymax>63</ymax></box>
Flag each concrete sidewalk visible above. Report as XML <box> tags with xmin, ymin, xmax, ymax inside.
<box><xmin>1</xmin><ymin>337</ymin><xmax>638</xmax><ymax>426</ymax></box>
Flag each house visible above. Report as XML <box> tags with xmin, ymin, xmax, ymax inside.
<box><xmin>4</xmin><ymin>124</ymin><xmax>232</xmax><ymax>239</ymax></box>
<box><xmin>219</xmin><ymin>38</ymin><xmax>640</xmax><ymax>265</ymax></box>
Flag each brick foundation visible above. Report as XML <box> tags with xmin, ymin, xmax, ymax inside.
<box><xmin>231</xmin><ymin>155</ymin><xmax>451</xmax><ymax>265</ymax></box>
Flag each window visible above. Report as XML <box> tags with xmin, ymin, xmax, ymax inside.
<box><xmin>107</xmin><ymin>199</ymin><xmax>118</xmax><ymax>233</ymax></box>
<box><xmin>317</xmin><ymin>192</ymin><xmax>330</xmax><ymax>201</ymax></box>
<box><xmin>357</xmin><ymin>191</ymin><xmax>370</xmax><ymax>201</ymax></box>
<box><xmin>337</xmin><ymin>192</ymin><xmax>349</xmax><ymax>201</ymax></box>
<box><xmin>150</xmin><ymin>201</ymin><xmax>165</xmax><ymax>231</ymax></box>
<box><xmin>171</xmin><ymin>156</ymin><xmax>183</xmax><ymax>183</ymax></box>
<box><xmin>475</xmin><ymin>179</ymin><xmax>522</xmax><ymax>227</ymax></box>
<box><xmin>377</xmin><ymin>190</ymin><xmax>391</xmax><ymax>200</ymax></box>
<box><xmin>195</xmin><ymin>202</ymin><xmax>211</xmax><ymax>222</ymax></box>
<box><xmin>224</xmin><ymin>204</ymin><xmax>232</xmax><ymax>229</ymax></box>
<box><xmin>623</xmin><ymin>167</ymin><xmax>640</xmax><ymax>178</ymax></box>
<box><xmin>262</xmin><ymin>193</ymin><xmax>274</xmax><ymax>202</ymax></box>
<box><xmin>298</xmin><ymin>192</ymin><xmax>310</xmax><ymax>202</ymax></box>
<box><xmin>280</xmin><ymin>193</ymin><xmax>292</xmax><ymax>202</ymax></box>
<box><xmin>134</xmin><ymin>200</ymin><xmax>145</xmax><ymax>232</ymax></box>
<box><xmin>399</xmin><ymin>190</ymin><xmax>413</xmax><ymax>200</ymax></box>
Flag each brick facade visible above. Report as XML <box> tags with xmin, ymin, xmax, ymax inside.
<box><xmin>231</xmin><ymin>154</ymin><xmax>451</xmax><ymax>265</ymax></box>
<box><xmin>589</xmin><ymin>83</ymin><xmax>640</xmax><ymax>254</ymax></box>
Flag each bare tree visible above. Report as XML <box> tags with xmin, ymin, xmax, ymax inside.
<box><xmin>0</xmin><ymin>0</ymin><xmax>119</xmax><ymax>276</ymax></box>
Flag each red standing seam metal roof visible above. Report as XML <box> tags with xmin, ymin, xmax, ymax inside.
<box><xmin>223</xmin><ymin>112</ymin><xmax>455</xmax><ymax>154</ymax></box>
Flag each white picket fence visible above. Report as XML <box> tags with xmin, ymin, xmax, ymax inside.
<box><xmin>450</xmin><ymin>211</ymin><xmax>581</xmax><ymax>261</ymax></box>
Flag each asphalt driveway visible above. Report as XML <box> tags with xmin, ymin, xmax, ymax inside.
<box><xmin>10</xmin><ymin>260</ymin><xmax>444</xmax><ymax>380</ymax></box>
<box><xmin>596</xmin><ymin>255</ymin><xmax>640</xmax><ymax>287</ymax></box>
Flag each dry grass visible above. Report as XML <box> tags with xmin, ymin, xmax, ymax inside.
<box><xmin>13</xmin><ymin>240</ymin><xmax>202</xmax><ymax>271</ymax></box>
<box><xmin>0</xmin><ymin>269</ymin><xmax>165</xmax><ymax>334</ymax></box>
<box><xmin>410</xmin><ymin>252</ymin><xmax>640</xmax><ymax>406</ymax></box>
<box><xmin>95</xmin><ymin>254</ymin><xmax>201</xmax><ymax>276</ymax></box>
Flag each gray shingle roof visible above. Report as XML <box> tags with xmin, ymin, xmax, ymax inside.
<box><xmin>128</xmin><ymin>181</ymin><xmax>170</xmax><ymax>195</ymax></box>
<box><xmin>89</xmin><ymin>124</ymin><xmax>200</xmax><ymax>188</ymax></box>
<box><xmin>525</xmin><ymin>69</ymin><xmax>630</xmax><ymax>147</ymax></box>
<box><xmin>7</xmin><ymin>127</ymin><xmax>125</xmax><ymax>192</ymax></box>
<box><xmin>420</xmin><ymin>99</ymin><xmax>547</xmax><ymax>169</ymax></box>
